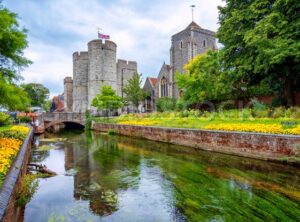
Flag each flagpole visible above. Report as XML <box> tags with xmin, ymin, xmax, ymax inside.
<box><xmin>190</xmin><ymin>5</ymin><xmax>195</xmax><ymax>22</ymax></box>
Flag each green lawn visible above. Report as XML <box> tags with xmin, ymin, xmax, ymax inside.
<box><xmin>92</xmin><ymin>110</ymin><xmax>300</xmax><ymax>135</ymax></box>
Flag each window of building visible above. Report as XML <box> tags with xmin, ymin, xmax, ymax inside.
<box><xmin>180</xmin><ymin>41</ymin><xmax>183</xmax><ymax>49</ymax></box>
<box><xmin>203</xmin><ymin>40</ymin><xmax>206</xmax><ymax>48</ymax></box>
<box><xmin>160</xmin><ymin>77</ymin><xmax>168</xmax><ymax>97</ymax></box>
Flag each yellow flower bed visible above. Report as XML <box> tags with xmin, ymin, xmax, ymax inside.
<box><xmin>10</xmin><ymin>125</ymin><xmax>30</xmax><ymax>134</ymax></box>
<box><xmin>119</xmin><ymin>119</ymin><xmax>159</xmax><ymax>126</ymax></box>
<box><xmin>204</xmin><ymin>124</ymin><xmax>300</xmax><ymax>135</ymax></box>
<box><xmin>0</xmin><ymin>125</ymin><xmax>29</xmax><ymax>186</ymax></box>
<box><xmin>0</xmin><ymin>138</ymin><xmax>22</xmax><ymax>175</ymax></box>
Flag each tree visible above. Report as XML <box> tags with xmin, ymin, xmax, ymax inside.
<box><xmin>0</xmin><ymin>81</ymin><xmax>30</xmax><ymax>111</ymax></box>
<box><xmin>21</xmin><ymin>83</ymin><xmax>50</xmax><ymax>107</ymax></box>
<box><xmin>122</xmin><ymin>73</ymin><xmax>147</xmax><ymax>111</ymax></box>
<box><xmin>217</xmin><ymin>0</ymin><xmax>300</xmax><ymax>106</ymax></box>
<box><xmin>176</xmin><ymin>50</ymin><xmax>232</xmax><ymax>104</ymax></box>
<box><xmin>0</xmin><ymin>3</ymin><xmax>31</xmax><ymax>110</ymax></box>
<box><xmin>91</xmin><ymin>85</ymin><xmax>123</xmax><ymax>115</ymax></box>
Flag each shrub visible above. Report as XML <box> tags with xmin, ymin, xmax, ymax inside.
<box><xmin>16</xmin><ymin>115</ymin><xmax>32</xmax><ymax>123</ymax></box>
<box><xmin>16</xmin><ymin>174</ymin><xmax>39</xmax><ymax>206</ymax></box>
<box><xmin>218</xmin><ymin>100</ymin><xmax>236</xmax><ymax>110</ymax></box>
<box><xmin>250</xmin><ymin>98</ymin><xmax>267</xmax><ymax>111</ymax></box>
<box><xmin>290</xmin><ymin>107</ymin><xmax>300</xmax><ymax>119</ymax></box>
<box><xmin>252</xmin><ymin>109</ymin><xmax>270</xmax><ymax>118</ymax></box>
<box><xmin>271</xmin><ymin>107</ymin><xmax>285</xmax><ymax>118</ymax></box>
<box><xmin>0</xmin><ymin>112</ymin><xmax>12</xmax><ymax>126</ymax></box>
<box><xmin>156</xmin><ymin>97</ymin><xmax>177</xmax><ymax>112</ymax></box>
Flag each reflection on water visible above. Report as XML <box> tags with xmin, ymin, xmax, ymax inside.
<box><xmin>25</xmin><ymin>130</ymin><xmax>300</xmax><ymax>222</ymax></box>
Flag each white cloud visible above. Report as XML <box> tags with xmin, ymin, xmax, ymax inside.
<box><xmin>7</xmin><ymin>0</ymin><xmax>224</xmax><ymax>96</ymax></box>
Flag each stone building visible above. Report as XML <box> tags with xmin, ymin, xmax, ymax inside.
<box><xmin>143</xmin><ymin>77</ymin><xmax>157</xmax><ymax>112</ymax></box>
<box><xmin>64</xmin><ymin>39</ymin><xmax>138</xmax><ymax>113</ymax></box>
<box><xmin>143</xmin><ymin>21</ymin><xmax>217</xmax><ymax>110</ymax></box>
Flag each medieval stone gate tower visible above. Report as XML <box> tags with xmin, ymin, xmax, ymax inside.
<box><xmin>64</xmin><ymin>39</ymin><xmax>138</xmax><ymax>113</ymax></box>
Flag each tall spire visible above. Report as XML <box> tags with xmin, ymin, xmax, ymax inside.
<box><xmin>190</xmin><ymin>5</ymin><xmax>196</xmax><ymax>21</ymax></box>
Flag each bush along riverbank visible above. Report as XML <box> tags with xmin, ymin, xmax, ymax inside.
<box><xmin>92</xmin><ymin>108</ymin><xmax>300</xmax><ymax>135</ymax></box>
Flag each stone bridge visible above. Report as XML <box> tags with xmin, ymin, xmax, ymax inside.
<box><xmin>35</xmin><ymin>112</ymin><xmax>86</xmax><ymax>133</ymax></box>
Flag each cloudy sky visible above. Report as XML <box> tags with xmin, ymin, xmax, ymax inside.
<box><xmin>4</xmin><ymin>0</ymin><xmax>223</xmax><ymax>97</ymax></box>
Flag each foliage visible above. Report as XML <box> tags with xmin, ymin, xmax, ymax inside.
<box><xmin>85</xmin><ymin>111</ymin><xmax>92</xmax><ymax>130</ymax></box>
<box><xmin>0</xmin><ymin>125</ymin><xmax>29</xmax><ymax>188</ymax></box>
<box><xmin>122</xmin><ymin>73</ymin><xmax>147</xmax><ymax>109</ymax></box>
<box><xmin>0</xmin><ymin>3</ymin><xmax>31</xmax><ymax>110</ymax></box>
<box><xmin>44</xmin><ymin>99</ymin><xmax>52</xmax><ymax>112</ymax></box>
<box><xmin>156</xmin><ymin>97</ymin><xmax>177</xmax><ymax>112</ymax></box>
<box><xmin>21</xmin><ymin>83</ymin><xmax>50</xmax><ymax>107</ymax></box>
<box><xmin>204</xmin><ymin>123</ymin><xmax>300</xmax><ymax>135</ymax></box>
<box><xmin>16</xmin><ymin>174</ymin><xmax>39</xmax><ymax>206</ymax></box>
<box><xmin>0</xmin><ymin>112</ymin><xmax>11</xmax><ymax>126</ymax></box>
<box><xmin>250</xmin><ymin>98</ymin><xmax>267</xmax><ymax>111</ymax></box>
<box><xmin>91</xmin><ymin>85</ymin><xmax>123</xmax><ymax>113</ymax></box>
<box><xmin>0</xmin><ymin>137</ymin><xmax>22</xmax><ymax>187</ymax></box>
<box><xmin>94</xmin><ymin>107</ymin><xmax>300</xmax><ymax>135</ymax></box>
<box><xmin>176</xmin><ymin>50</ymin><xmax>233</xmax><ymax>103</ymax></box>
<box><xmin>0</xmin><ymin>81</ymin><xmax>30</xmax><ymax>110</ymax></box>
<box><xmin>108</xmin><ymin>129</ymin><xmax>117</xmax><ymax>135</ymax></box>
<box><xmin>217</xmin><ymin>0</ymin><xmax>300</xmax><ymax>106</ymax></box>
<box><xmin>16</xmin><ymin>115</ymin><xmax>31</xmax><ymax>123</ymax></box>
<box><xmin>0</xmin><ymin>125</ymin><xmax>29</xmax><ymax>140</ymax></box>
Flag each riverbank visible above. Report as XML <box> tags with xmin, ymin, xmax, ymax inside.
<box><xmin>92</xmin><ymin>122</ymin><xmax>300</xmax><ymax>166</ymax></box>
<box><xmin>92</xmin><ymin>110</ymin><xmax>300</xmax><ymax>135</ymax></box>
<box><xmin>0</xmin><ymin>125</ymin><xmax>33</xmax><ymax>222</ymax></box>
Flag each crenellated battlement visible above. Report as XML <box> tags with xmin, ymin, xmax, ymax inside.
<box><xmin>73</xmin><ymin>51</ymin><xmax>88</xmax><ymax>60</ymax></box>
<box><xmin>88</xmin><ymin>39</ymin><xmax>117</xmax><ymax>51</ymax></box>
<box><xmin>70</xmin><ymin>37</ymin><xmax>138</xmax><ymax>112</ymax></box>
<box><xmin>117</xmin><ymin>59</ymin><xmax>137</xmax><ymax>69</ymax></box>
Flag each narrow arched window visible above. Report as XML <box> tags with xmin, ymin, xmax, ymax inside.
<box><xmin>160</xmin><ymin>77</ymin><xmax>168</xmax><ymax>97</ymax></box>
<box><xmin>180</xmin><ymin>41</ymin><xmax>183</xmax><ymax>49</ymax></box>
<box><xmin>203</xmin><ymin>40</ymin><xmax>206</xmax><ymax>47</ymax></box>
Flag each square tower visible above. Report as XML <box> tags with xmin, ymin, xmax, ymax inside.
<box><xmin>170</xmin><ymin>22</ymin><xmax>217</xmax><ymax>98</ymax></box>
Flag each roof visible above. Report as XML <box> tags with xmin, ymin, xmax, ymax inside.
<box><xmin>185</xmin><ymin>21</ymin><xmax>201</xmax><ymax>30</ymax></box>
<box><xmin>148</xmin><ymin>77</ymin><xmax>158</xmax><ymax>87</ymax></box>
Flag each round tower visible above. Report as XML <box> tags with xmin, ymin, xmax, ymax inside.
<box><xmin>73</xmin><ymin>51</ymin><xmax>89</xmax><ymax>113</ymax></box>
<box><xmin>87</xmin><ymin>40</ymin><xmax>117</xmax><ymax>109</ymax></box>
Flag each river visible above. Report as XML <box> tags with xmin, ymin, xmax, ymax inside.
<box><xmin>24</xmin><ymin>130</ymin><xmax>300</xmax><ymax>222</ymax></box>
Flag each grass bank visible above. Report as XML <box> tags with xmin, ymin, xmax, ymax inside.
<box><xmin>92</xmin><ymin>109</ymin><xmax>300</xmax><ymax>135</ymax></box>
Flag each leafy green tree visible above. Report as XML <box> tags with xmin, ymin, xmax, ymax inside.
<box><xmin>0</xmin><ymin>79</ymin><xmax>30</xmax><ymax>111</ymax></box>
<box><xmin>0</xmin><ymin>3</ymin><xmax>31</xmax><ymax>110</ymax></box>
<box><xmin>176</xmin><ymin>50</ymin><xmax>232</xmax><ymax>104</ymax></box>
<box><xmin>123</xmin><ymin>73</ymin><xmax>147</xmax><ymax>111</ymax></box>
<box><xmin>217</xmin><ymin>0</ymin><xmax>300</xmax><ymax>106</ymax></box>
<box><xmin>156</xmin><ymin>97</ymin><xmax>177</xmax><ymax>112</ymax></box>
<box><xmin>21</xmin><ymin>83</ymin><xmax>50</xmax><ymax>107</ymax></box>
<box><xmin>91</xmin><ymin>85</ymin><xmax>123</xmax><ymax>115</ymax></box>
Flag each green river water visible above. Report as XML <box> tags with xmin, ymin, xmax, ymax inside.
<box><xmin>24</xmin><ymin>130</ymin><xmax>300</xmax><ymax>222</ymax></box>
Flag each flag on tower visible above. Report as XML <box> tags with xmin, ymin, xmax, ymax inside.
<box><xmin>98</xmin><ymin>32</ymin><xmax>110</xmax><ymax>40</ymax></box>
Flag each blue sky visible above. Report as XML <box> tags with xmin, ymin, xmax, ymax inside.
<box><xmin>3</xmin><ymin>0</ymin><xmax>223</xmax><ymax>97</ymax></box>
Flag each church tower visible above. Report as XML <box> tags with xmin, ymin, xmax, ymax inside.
<box><xmin>170</xmin><ymin>21</ymin><xmax>217</xmax><ymax>98</ymax></box>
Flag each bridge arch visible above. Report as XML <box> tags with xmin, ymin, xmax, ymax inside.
<box><xmin>44</xmin><ymin>120</ymin><xmax>85</xmax><ymax>131</ymax></box>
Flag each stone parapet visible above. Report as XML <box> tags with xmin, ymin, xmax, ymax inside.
<box><xmin>0</xmin><ymin>126</ymin><xmax>34</xmax><ymax>222</ymax></box>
